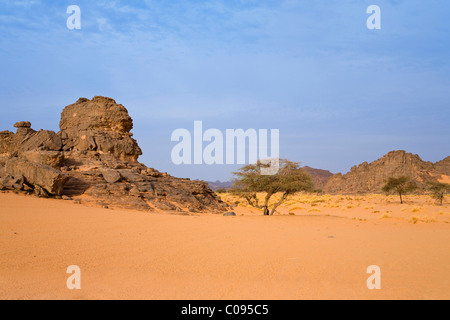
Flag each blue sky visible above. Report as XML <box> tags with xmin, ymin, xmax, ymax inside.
<box><xmin>1</xmin><ymin>0</ymin><xmax>449</xmax><ymax>181</ymax></box>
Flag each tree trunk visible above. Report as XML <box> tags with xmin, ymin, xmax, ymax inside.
<box><xmin>270</xmin><ymin>192</ymin><xmax>289</xmax><ymax>215</ymax></box>
<box><xmin>263</xmin><ymin>193</ymin><xmax>272</xmax><ymax>216</ymax></box>
<box><xmin>399</xmin><ymin>193</ymin><xmax>403</xmax><ymax>204</ymax></box>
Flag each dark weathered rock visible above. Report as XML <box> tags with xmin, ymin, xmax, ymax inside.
<box><xmin>5</xmin><ymin>158</ymin><xmax>69</xmax><ymax>195</ymax></box>
<box><xmin>0</xmin><ymin>175</ymin><xmax>25</xmax><ymax>191</ymax></box>
<box><xmin>14</xmin><ymin>121</ymin><xmax>31</xmax><ymax>128</ymax></box>
<box><xmin>20</xmin><ymin>151</ymin><xmax>64</xmax><ymax>168</ymax></box>
<box><xmin>223</xmin><ymin>212</ymin><xmax>236</xmax><ymax>216</ymax></box>
<box><xmin>20</xmin><ymin>130</ymin><xmax>62</xmax><ymax>152</ymax></box>
<box><xmin>34</xmin><ymin>185</ymin><xmax>49</xmax><ymax>198</ymax></box>
<box><xmin>13</xmin><ymin>121</ymin><xmax>35</xmax><ymax>137</ymax></box>
<box><xmin>101</xmin><ymin>169</ymin><xmax>122</xmax><ymax>184</ymax></box>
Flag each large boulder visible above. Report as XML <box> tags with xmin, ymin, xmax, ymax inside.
<box><xmin>5</xmin><ymin>158</ymin><xmax>69</xmax><ymax>195</ymax></box>
<box><xmin>20</xmin><ymin>151</ymin><xmax>65</xmax><ymax>169</ymax></box>
<box><xmin>20</xmin><ymin>130</ymin><xmax>62</xmax><ymax>152</ymax></box>
<box><xmin>14</xmin><ymin>121</ymin><xmax>35</xmax><ymax>136</ymax></box>
<box><xmin>59</xmin><ymin>96</ymin><xmax>142</xmax><ymax>162</ymax></box>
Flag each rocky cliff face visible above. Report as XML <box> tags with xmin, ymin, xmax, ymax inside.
<box><xmin>323</xmin><ymin>150</ymin><xmax>450</xmax><ymax>194</ymax></box>
<box><xmin>435</xmin><ymin>157</ymin><xmax>450</xmax><ymax>176</ymax></box>
<box><xmin>0</xmin><ymin>97</ymin><xmax>228</xmax><ymax>213</ymax></box>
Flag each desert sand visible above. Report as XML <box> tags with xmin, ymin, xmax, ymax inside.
<box><xmin>1</xmin><ymin>192</ymin><xmax>449</xmax><ymax>300</ymax></box>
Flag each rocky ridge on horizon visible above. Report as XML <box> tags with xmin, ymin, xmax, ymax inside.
<box><xmin>0</xmin><ymin>96</ymin><xmax>228</xmax><ymax>213</ymax></box>
<box><xmin>323</xmin><ymin>150</ymin><xmax>450</xmax><ymax>194</ymax></box>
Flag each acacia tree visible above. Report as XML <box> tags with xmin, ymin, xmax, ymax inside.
<box><xmin>382</xmin><ymin>176</ymin><xmax>418</xmax><ymax>204</ymax></box>
<box><xmin>231</xmin><ymin>159</ymin><xmax>314</xmax><ymax>215</ymax></box>
<box><xmin>428</xmin><ymin>181</ymin><xmax>450</xmax><ymax>206</ymax></box>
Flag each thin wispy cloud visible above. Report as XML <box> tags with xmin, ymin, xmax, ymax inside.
<box><xmin>0</xmin><ymin>0</ymin><xmax>449</xmax><ymax>180</ymax></box>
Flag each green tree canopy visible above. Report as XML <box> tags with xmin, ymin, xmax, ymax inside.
<box><xmin>231</xmin><ymin>159</ymin><xmax>314</xmax><ymax>215</ymax></box>
<box><xmin>428</xmin><ymin>181</ymin><xmax>450</xmax><ymax>205</ymax></box>
<box><xmin>382</xmin><ymin>176</ymin><xmax>418</xmax><ymax>204</ymax></box>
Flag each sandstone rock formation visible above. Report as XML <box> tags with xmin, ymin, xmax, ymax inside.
<box><xmin>59</xmin><ymin>97</ymin><xmax>142</xmax><ymax>162</ymax></box>
<box><xmin>5</xmin><ymin>158</ymin><xmax>69</xmax><ymax>195</ymax></box>
<box><xmin>435</xmin><ymin>157</ymin><xmax>450</xmax><ymax>176</ymax></box>
<box><xmin>324</xmin><ymin>150</ymin><xmax>450</xmax><ymax>194</ymax></box>
<box><xmin>0</xmin><ymin>97</ymin><xmax>228</xmax><ymax>213</ymax></box>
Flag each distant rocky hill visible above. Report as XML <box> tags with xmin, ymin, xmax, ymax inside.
<box><xmin>207</xmin><ymin>180</ymin><xmax>233</xmax><ymax>191</ymax></box>
<box><xmin>324</xmin><ymin>150</ymin><xmax>450</xmax><ymax>194</ymax></box>
<box><xmin>302</xmin><ymin>166</ymin><xmax>334</xmax><ymax>190</ymax></box>
<box><xmin>0</xmin><ymin>97</ymin><xmax>228</xmax><ymax>213</ymax></box>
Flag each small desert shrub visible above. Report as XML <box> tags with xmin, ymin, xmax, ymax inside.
<box><xmin>308</xmin><ymin>209</ymin><xmax>321</xmax><ymax>213</ymax></box>
<box><xmin>289</xmin><ymin>212</ymin><xmax>296</xmax><ymax>216</ymax></box>
<box><xmin>411</xmin><ymin>207</ymin><xmax>422</xmax><ymax>213</ymax></box>
<box><xmin>410</xmin><ymin>216</ymin><xmax>420</xmax><ymax>224</ymax></box>
<box><xmin>289</xmin><ymin>206</ymin><xmax>305</xmax><ymax>212</ymax></box>
<box><xmin>420</xmin><ymin>216</ymin><xmax>436</xmax><ymax>223</ymax></box>
<box><xmin>381</xmin><ymin>213</ymin><xmax>392</xmax><ymax>219</ymax></box>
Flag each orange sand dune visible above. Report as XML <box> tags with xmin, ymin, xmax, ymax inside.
<box><xmin>0</xmin><ymin>192</ymin><xmax>449</xmax><ymax>300</ymax></box>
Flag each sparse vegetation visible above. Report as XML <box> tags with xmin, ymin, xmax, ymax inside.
<box><xmin>410</xmin><ymin>216</ymin><xmax>420</xmax><ymax>224</ymax></box>
<box><xmin>427</xmin><ymin>182</ymin><xmax>450</xmax><ymax>206</ymax></box>
<box><xmin>382</xmin><ymin>176</ymin><xmax>418</xmax><ymax>204</ymax></box>
<box><xmin>230</xmin><ymin>159</ymin><xmax>314</xmax><ymax>215</ymax></box>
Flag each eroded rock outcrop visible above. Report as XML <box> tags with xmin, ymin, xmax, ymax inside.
<box><xmin>0</xmin><ymin>96</ymin><xmax>228</xmax><ymax>213</ymax></box>
<box><xmin>324</xmin><ymin>150</ymin><xmax>450</xmax><ymax>194</ymax></box>
<box><xmin>59</xmin><ymin>97</ymin><xmax>142</xmax><ymax>162</ymax></box>
<box><xmin>5</xmin><ymin>158</ymin><xmax>69</xmax><ymax>195</ymax></box>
